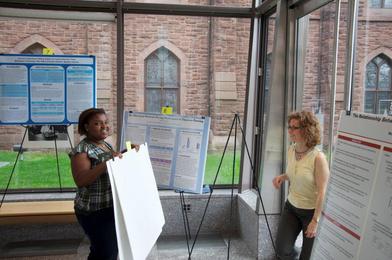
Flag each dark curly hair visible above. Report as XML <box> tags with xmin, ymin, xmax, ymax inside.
<box><xmin>77</xmin><ymin>108</ymin><xmax>106</xmax><ymax>136</ymax></box>
<box><xmin>288</xmin><ymin>110</ymin><xmax>321</xmax><ymax>148</ymax></box>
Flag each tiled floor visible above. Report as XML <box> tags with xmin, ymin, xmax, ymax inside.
<box><xmin>0</xmin><ymin>235</ymin><xmax>257</xmax><ymax>260</ymax></box>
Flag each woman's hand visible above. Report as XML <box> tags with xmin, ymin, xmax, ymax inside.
<box><xmin>272</xmin><ymin>174</ymin><xmax>286</xmax><ymax>189</ymax></box>
<box><xmin>112</xmin><ymin>151</ymin><xmax>123</xmax><ymax>159</ymax></box>
<box><xmin>305</xmin><ymin>219</ymin><xmax>318</xmax><ymax>238</ymax></box>
<box><xmin>131</xmin><ymin>144</ymin><xmax>140</xmax><ymax>151</ymax></box>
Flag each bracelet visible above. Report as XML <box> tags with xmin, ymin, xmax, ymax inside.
<box><xmin>312</xmin><ymin>217</ymin><xmax>319</xmax><ymax>223</ymax></box>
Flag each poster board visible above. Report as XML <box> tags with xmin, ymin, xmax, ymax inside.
<box><xmin>0</xmin><ymin>54</ymin><xmax>96</xmax><ymax>125</ymax></box>
<box><xmin>107</xmin><ymin>144</ymin><xmax>165</xmax><ymax>260</ymax></box>
<box><xmin>311</xmin><ymin>111</ymin><xmax>392</xmax><ymax>260</ymax></box>
<box><xmin>121</xmin><ymin>112</ymin><xmax>210</xmax><ymax>194</ymax></box>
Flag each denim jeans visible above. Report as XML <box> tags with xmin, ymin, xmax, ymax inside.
<box><xmin>76</xmin><ymin>207</ymin><xmax>118</xmax><ymax>260</ymax></box>
<box><xmin>275</xmin><ymin>201</ymin><xmax>315</xmax><ymax>260</ymax></box>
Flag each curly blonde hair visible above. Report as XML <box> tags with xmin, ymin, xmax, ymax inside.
<box><xmin>288</xmin><ymin>111</ymin><xmax>321</xmax><ymax>148</ymax></box>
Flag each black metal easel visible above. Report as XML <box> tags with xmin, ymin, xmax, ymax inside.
<box><xmin>0</xmin><ymin>124</ymin><xmax>74</xmax><ymax>208</ymax></box>
<box><xmin>179</xmin><ymin>113</ymin><xmax>277</xmax><ymax>259</ymax></box>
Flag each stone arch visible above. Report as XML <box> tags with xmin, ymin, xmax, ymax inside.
<box><xmin>357</xmin><ymin>47</ymin><xmax>392</xmax><ymax>111</ymax></box>
<box><xmin>10</xmin><ymin>34</ymin><xmax>63</xmax><ymax>54</ymax></box>
<box><xmin>136</xmin><ymin>40</ymin><xmax>187</xmax><ymax>113</ymax></box>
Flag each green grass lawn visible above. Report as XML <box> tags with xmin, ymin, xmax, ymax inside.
<box><xmin>203</xmin><ymin>151</ymin><xmax>241</xmax><ymax>185</ymax></box>
<box><xmin>0</xmin><ymin>150</ymin><xmax>240</xmax><ymax>190</ymax></box>
<box><xmin>0</xmin><ymin>151</ymin><xmax>75</xmax><ymax>189</ymax></box>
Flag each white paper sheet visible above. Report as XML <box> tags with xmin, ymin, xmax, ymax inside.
<box><xmin>107</xmin><ymin>143</ymin><xmax>165</xmax><ymax>260</ymax></box>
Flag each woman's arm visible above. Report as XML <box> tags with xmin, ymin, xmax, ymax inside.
<box><xmin>272</xmin><ymin>173</ymin><xmax>289</xmax><ymax>189</ymax></box>
<box><xmin>305</xmin><ymin>152</ymin><xmax>330</xmax><ymax>238</ymax></box>
<box><xmin>71</xmin><ymin>153</ymin><xmax>108</xmax><ymax>187</ymax></box>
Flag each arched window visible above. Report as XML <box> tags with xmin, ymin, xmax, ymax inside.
<box><xmin>365</xmin><ymin>54</ymin><xmax>392</xmax><ymax>114</ymax></box>
<box><xmin>22</xmin><ymin>43</ymin><xmax>45</xmax><ymax>54</ymax></box>
<box><xmin>368</xmin><ymin>0</ymin><xmax>392</xmax><ymax>8</ymax></box>
<box><xmin>145</xmin><ymin>47</ymin><xmax>180</xmax><ymax>113</ymax></box>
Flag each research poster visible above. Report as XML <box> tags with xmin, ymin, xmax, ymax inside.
<box><xmin>311</xmin><ymin>112</ymin><xmax>392</xmax><ymax>260</ymax></box>
<box><xmin>0</xmin><ymin>54</ymin><xmax>96</xmax><ymax>125</ymax></box>
<box><xmin>122</xmin><ymin>112</ymin><xmax>210</xmax><ymax>194</ymax></box>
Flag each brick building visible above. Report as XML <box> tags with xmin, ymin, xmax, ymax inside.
<box><xmin>0</xmin><ymin>0</ymin><xmax>391</xmax><ymax>150</ymax></box>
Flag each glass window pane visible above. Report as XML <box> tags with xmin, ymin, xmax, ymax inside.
<box><xmin>365</xmin><ymin>91</ymin><xmax>375</xmax><ymax>113</ymax></box>
<box><xmin>366</xmin><ymin>62</ymin><xmax>377</xmax><ymax>89</ymax></box>
<box><xmin>378</xmin><ymin>91</ymin><xmax>391</xmax><ymax>114</ymax></box>
<box><xmin>163</xmin><ymin>53</ymin><xmax>179</xmax><ymax>87</ymax></box>
<box><xmin>385</xmin><ymin>0</ymin><xmax>392</xmax><ymax>8</ymax></box>
<box><xmin>162</xmin><ymin>89</ymin><xmax>178</xmax><ymax>113</ymax></box>
<box><xmin>0</xmin><ymin>12</ymin><xmax>116</xmax><ymax>191</ymax></box>
<box><xmin>146</xmin><ymin>89</ymin><xmax>162</xmax><ymax>113</ymax></box>
<box><xmin>379</xmin><ymin>99</ymin><xmax>391</xmax><ymax>114</ymax></box>
<box><xmin>124</xmin><ymin>0</ymin><xmax>252</xmax><ymax>8</ymax></box>
<box><xmin>124</xmin><ymin>14</ymin><xmax>250</xmax><ymax>185</ymax></box>
<box><xmin>369</xmin><ymin>0</ymin><xmax>382</xmax><ymax>8</ymax></box>
<box><xmin>379</xmin><ymin>63</ymin><xmax>391</xmax><ymax>89</ymax></box>
<box><xmin>146</xmin><ymin>54</ymin><xmax>161</xmax><ymax>85</ymax></box>
<box><xmin>355</xmin><ymin>3</ymin><xmax>392</xmax><ymax>116</ymax></box>
<box><xmin>296</xmin><ymin>1</ymin><xmax>337</xmax><ymax>155</ymax></box>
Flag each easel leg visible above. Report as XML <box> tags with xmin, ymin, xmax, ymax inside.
<box><xmin>179</xmin><ymin>191</ymin><xmax>192</xmax><ymax>258</ymax></box>
<box><xmin>0</xmin><ymin>126</ymin><xmax>28</xmax><ymax>208</ymax></box>
<box><xmin>53</xmin><ymin>127</ymin><xmax>63</xmax><ymax>192</ymax></box>
<box><xmin>188</xmin><ymin>114</ymin><xmax>238</xmax><ymax>259</ymax></box>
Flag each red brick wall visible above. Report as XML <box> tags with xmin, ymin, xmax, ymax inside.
<box><xmin>0</xmin><ymin>0</ymin><xmax>391</xmax><ymax>151</ymax></box>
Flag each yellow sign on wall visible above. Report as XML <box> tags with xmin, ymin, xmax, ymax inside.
<box><xmin>161</xmin><ymin>106</ymin><xmax>173</xmax><ymax>115</ymax></box>
<box><xmin>42</xmin><ymin>48</ymin><xmax>54</xmax><ymax>55</ymax></box>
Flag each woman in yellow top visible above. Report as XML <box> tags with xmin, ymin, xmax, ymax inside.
<box><xmin>272</xmin><ymin>111</ymin><xmax>330</xmax><ymax>260</ymax></box>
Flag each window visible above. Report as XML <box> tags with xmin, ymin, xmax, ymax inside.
<box><xmin>369</xmin><ymin>0</ymin><xmax>392</xmax><ymax>8</ymax></box>
<box><xmin>145</xmin><ymin>47</ymin><xmax>180</xmax><ymax>113</ymax></box>
<box><xmin>365</xmin><ymin>55</ymin><xmax>392</xmax><ymax>114</ymax></box>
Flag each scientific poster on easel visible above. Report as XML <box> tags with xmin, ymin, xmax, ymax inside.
<box><xmin>121</xmin><ymin>112</ymin><xmax>210</xmax><ymax>194</ymax></box>
<box><xmin>311</xmin><ymin>111</ymin><xmax>392</xmax><ymax>260</ymax></box>
<box><xmin>0</xmin><ymin>54</ymin><xmax>96</xmax><ymax>125</ymax></box>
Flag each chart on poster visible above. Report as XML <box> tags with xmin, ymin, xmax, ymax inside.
<box><xmin>121</xmin><ymin>112</ymin><xmax>210</xmax><ymax>194</ymax></box>
<box><xmin>311</xmin><ymin>112</ymin><xmax>392</xmax><ymax>260</ymax></box>
<box><xmin>0</xmin><ymin>54</ymin><xmax>96</xmax><ymax>125</ymax></box>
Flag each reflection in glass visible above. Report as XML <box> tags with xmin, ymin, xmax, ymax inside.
<box><xmin>295</xmin><ymin>1</ymin><xmax>337</xmax><ymax>154</ymax></box>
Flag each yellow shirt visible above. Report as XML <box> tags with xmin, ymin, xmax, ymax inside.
<box><xmin>286</xmin><ymin>145</ymin><xmax>320</xmax><ymax>209</ymax></box>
